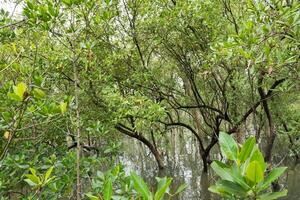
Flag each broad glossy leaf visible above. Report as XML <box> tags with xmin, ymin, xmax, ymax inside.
<box><xmin>230</xmin><ymin>165</ymin><xmax>250</xmax><ymax>190</ymax></box>
<box><xmin>213</xmin><ymin>180</ymin><xmax>248</xmax><ymax>197</ymax></box>
<box><xmin>25</xmin><ymin>174</ymin><xmax>40</xmax><ymax>185</ymax></box>
<box><xmin>250</xmin><ymin>148</ymin><xmax>266</xmax><ymax>171</ymax></box>
<box><xmin>60</xmin><ymin>102</ymin><xmax>68</xmax><ymax>114</ymax></box>
<box><xmin>112</xmin><ymin>165</ymin><xmax>120</xmax><ymax>176</ymax></box>
<box><xmin>131</xmin><ymin>172</ymin><xmax>151</xmax><ymax>199</ymax></box>
<box><xmin>238</xmin><ymin>137</ymin><xmax>255</xmax><ymax>164</ymax></box>
<box><xmin>13</xmin><ymin>82</ymin><xmax>27</xmax><ymax>99</ymax></box>
<box><xmin>208</xmin><ymin>185</ymin><xmax>232</xmax><ymax>197</ymax></box>
<box><xmin>62</xmin><ymin>0</ymin><xmax>72</xmax><ymax>6</ymax></box>
<box><xmin>24</xmin><ymin>178</ymin><xmax>38</xmax><ymax>187</ymax></box>
<box><xmin>44</xmin><ymin>166</ymin><xmax>54</xmax><ymax>182</ymax></box>
<box><xmin>219</xmin><ymin>132</ymin><xmax>238</xmax><ymax>161</ymax></box>
<box><xmin>257</xmin><ymin>189</ymin><xmax>288</xmax><ymax>200</ymax></box>
<box><xmin>211</xmin><ymin>161</ymin><xmax>234</xmax><ymax>182</ymax></box>
<box><xmin>29</xmin><ymin>168</ymin><xmax>37</xmax><ymax>177</ymax></box>
<box><xmin>103</xmin><ymin>178</ymin><xmax>112</xmax><ymax>200</ymax></box>
<box><xmin>173</xmin><ymin>183</ymin><xmax>187</xmax><ymax>195</ymax></box>
<box><xmin>155</xmin><ymin>177</ymin><xmax>172</xmax><ymax>200</ymax></box>
<box><xmin>259</xmin><ymin>167</ymin><xmax>287</xmax><ymax>191</ymax></box>
<box><xmin>246</xmin><ymin>161</ymin><xmax>264</xmax><ymax>184</ymax></box>
<box><xmin>3</xmin><ymin>131</ymin><xmax>11</xmax><ymax>140</ymax></box>
<box><xmin>44</xmin><ymin>176</ymin><xmax>56</xmax><ymax>185</ymax></box>
<box><xmin>33</xmin><ymin>88</ymin><xmax>46</xmax><ymax>99</ymax></box>
<box><xmin>86</xmin><ymin>194</ymin><xmax>99</xmax><ymax>200</ymax></box>
<box><xmin>8</xmin><ymin>92</ymin><xmax>22</xmax><ymax>101</ymax></box>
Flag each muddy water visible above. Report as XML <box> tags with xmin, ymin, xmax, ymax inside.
<box><xmin>117</xmin><ymin>131</ymin><xmax>300</xmax><ymax>200</ymax></box>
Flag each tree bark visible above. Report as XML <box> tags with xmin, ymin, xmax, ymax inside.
<box><xmin>201</xmin><ymin>78</ymin><xmax>286</xmax><ymax>172</ymax></box>
<box><xmin>73</xmin><ymin>55</ymin><xmax>81</xmax><ymax>200</ymax></box>
<box><xmin>115</xmin><ymin>123</ymin><xmax>164</xmax><ymax>169</ymax></box>
<box><xmin>258</xmin><ymin>75</ymin><xmax>276</xmax><ymax>162</ymax></box>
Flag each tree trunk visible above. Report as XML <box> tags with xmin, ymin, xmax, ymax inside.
<box><xmin>136</xmin><ymin>136</ymin><xmax>165</xmax><ymax>169</ymax></box>
<box><xmin>73</xmin><ymin>54</ymin><xmax>81</xmax><ymax>200</ymax></box>
<box><xmin>258</xmin><ymin>75</ymin><xmax>276</xmax><ymax>162</ymax></box>
<box><xmin>202</xmin><ymin>155</ymin><xmax>209</xmax><ymax>173</ymax></box>
<box><xmin>200</xmin><ymin>172</ymin><xmax>211</xmax><ymax>200</ymax></box>
<box><xmin>152</xmin><ymin>148</ymin><xmax>164</xmax><ymax>170</ymax></box>
<box><xmin>115</xmin><ymin>124</ymin><xmax>164</xmax><ymax>169</ymax></box>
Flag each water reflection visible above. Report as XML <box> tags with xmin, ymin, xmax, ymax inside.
<box><xmin>117</xmin><ymin>131</ymin><xmax>300</xmax><ymax>199</ymax></box>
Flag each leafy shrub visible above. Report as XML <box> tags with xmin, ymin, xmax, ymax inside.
<box><xmin>209</xmin><ymin>132</ymin><xmax>287</xmax><ymax>200</ymax></box>
<box><xmin>86</xmin><ymin>165</ymin><xmax>187</xmax><ymax>200</ymax></box>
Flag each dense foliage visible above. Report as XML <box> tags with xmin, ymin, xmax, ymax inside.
<box><xmin>0</xmin><ymin>0</ymin><xmax>299</xmax><ymax>199</ymax></box>
<box><xmin>209</xmin><ymin>132</ymin><xmax>287</xmax><ymax>199</ymax></box>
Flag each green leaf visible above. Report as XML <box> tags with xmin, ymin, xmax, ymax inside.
<box><xmin>13</xmin><ymin>82</ymin><xmax>27</xmax><ymax>99</ymax></box>
<box><xmin>238</xmin><ymin>137</ymin><xmax>255</xmax><ymax>164</ymax></box>
<box><xmin>155</xmin><ymin>177</ymin><xmax>172</xmax><ymax>200</ymax></box>
<box><xmin>246</xmin><ymin>161</ymin><xmax>264</xmax><ymax>184</ymax></box>
<box><xmin>210</xmin><ymin>180</ymin><xmax>248</xmax><ymax>197</ymax></box>
<box><xmin>257</xmin><ymin>189</ymin><xmax>288</xmax><ymax>200</ymax></box>
<box><xmin>29</xmin><ymin>168</ymin><xmax>37</xmax><ymax>177</ymax></box>
<box><xmin>2</xmin><ymin>111</ymin><xmax>12</xmax><ymax>121</ymax></box>
<box><xmin>33</xmin><ymin>88</ymin><xmax>46</xmax><ymax>99</ymax></box>
<box><xmin>208</xmin><ymin>185</ymin><xmax>232</xmax><ymax>198</ymax></box>
<box><xmin>26</xmin><ymin>1</ymin><xmax>34</xmax><ymax>10</ymax></box>
<box><xmin>24</xmin><ymin>178</ymin><xmax>38</xmax><ymax>187</ymax></box>
<box><xmin>250</xmin><ymin>148</ymin><xmax>266</xmax><ymax>171</ymax></box>
<box><xmin>86</xmin><ymin>194</ymin><xmax>100</xmax><ymax>200</ymax></box>
<box><xmin>44</xmin><ymin>176</ymin><xmax>56</xmax><ymax>185</ymax></box>
<box><xmin>33</xmin><ymin>75</ymin><xmax>43</xmax><ymax>86</ymax></box>
<box><xmin>219</xmin><ymin>132</ymin><xmax>238</xmax><ymax>161</ymax></box>
<box><xmin>62</xmin><ymin>0</ymin><xmax>72</xmax><ymax>6</ymax></box>
<box><xmin>105</xmin><ymin>0</ymin><xmax>111</xmax><ymax>5</ymax></box>
<box><xmin>230</xmin><ymin>165</ymin><xmax>251</xmax><ymax>190</ymax></box>
<box><xmin>130</xmin><ymin>172</ymin><xmax>151</xmax><ymax>199</ymax></box>
<box><xmin>8</xmin><ymin>92</ymin><xmax>22</xmax><ymax>101</ymax></box>
<box><xmin>103</xmin><ymin>178</ymin><xmax>113</xmax><ymax>200</ymax></box>
<box><xmin>44</xmin><ymin>166</ymin><xmax>54</xmax><ymax>182</ymax></box>
<box><xmin>25</xmin><ymin>174</ymin><xmax>40</xmax><ymax>185</ymax></box>
<box><xmin>211</xmin><ymin>161</ymin><xmax>250</xmax><ymax>190</ymax></box>
<box><xmin>259</xmin><ymin>167</ymin><xmax>287</xmax><ymax>191</ymax></box>
<box><xmin>211</xmin><ymin>161</ymin><xmax>234</xmax><ymax>182</ymax></box>
<box><xmin>59</xmin><ymin>102</ymin><xmax>68</xmax><ymax>114</ymax></box>
<box><xmin>173</xmin><ymin>183</ymin><xmax>187</xmax><ymax>195</ymax></box>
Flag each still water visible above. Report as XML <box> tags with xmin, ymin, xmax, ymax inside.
<box><xmin>117</xmin><ymin>131</ymin><xmax>300</xmax><ymax>200</ymax></box>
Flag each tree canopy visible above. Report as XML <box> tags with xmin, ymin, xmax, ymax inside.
<box><xmin>0</xmin><ymin>0</ymin><xmax>299</xmax><ymax>199</ymax></box>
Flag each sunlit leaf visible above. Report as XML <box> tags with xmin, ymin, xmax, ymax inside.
<box><xmin>250</xmin><ymin>148</ymin><xmax>266</xmax><ymax>171</ymax></box>
<box><xmin>246</xmin><ymin>161</ymin><xmax>264</xmax><ymax>184</ymax></box>
<box><xmin>219</xmin><ymin>132</ymin><xmax>238</xmax><ymax>161</ymax></box>
<box><xmin>44</xmin><ymin>166</ymin><xmax>54</xmax><ymax>182</ymax></box>
<box><xmin>25</xmin><ymin>174</ymin><xmax>40</xmax><ymax>185</ymax></box>
<box><xmin>131</xmin><ymin>172</ymin><xmax>152</xmax><ymax>199</ymax></box>
<box><xmin>103</xmin><ymin>178</ymin><xmax>113</xmax><ymax>200</ymax></box>
<box><xmin>259</xmin><ymin>167</ymin><xmax>287</xmax><ymax>191</ymax></box>
<box><xmin>13</xmin><ymin>82</ymin><xmax>27</xmax><ymax>100</ymax></box>
<box><xmin>210</xmin><ymin>180</ymin><xmax>247</xmax><ymax>197</ymax></box>
<box><xmin>8</xmin><ymin>92</ymin><xmax>22</xmax><ymax>101</ymax></box>
<box><xmin>208</xmin><ymin>185</ymin><xmax>232</xmax><ymax>197</ymax></box>
<box><xmin>3</xmin><ymin>131</ymin><xmax>11</xmax><ymax>140</ymax></box>
<box><xmin>33</xmin><ymin>88</ymin><xmax>46</xmax><ymax>99</ymax></box>
<box><xmin>59</xmin><ymin>102</ymin><xmax>68</xmax><ymax>114</ymax></box>
<box><xmin>29</xmin><ymin>168</ymin><xmax>37</xmax><ymax>177</ymax></box>
<box><xmin>155</xmin><ymin>177</ymin><xmax>172</xmax><ymax>200</ymax></box>
<box><xmin>238</xmin><ymin>137</ymin><xmax>255</xmax><ymax>163</ymax></box>
<box><xmin>86</xmin><ymin>194</ymin><xmax>100</xmax><ymax>200</ymax></box>
<box><xmin>24</xmin><ymin>178</ymin><xmax>37</xmax><ymax>187</ymax></box>
<box><xmin>257</xmin><ymin>189</ymin><xmax>288</xmax><ymax>200</ymax></box>
<box><xmin>173</xmin><ymin>183</ymin><xmax>188</xmax><ymax>195</ymax></box>
<box><xmin>211</xmin><ymin>161</ymin><xmax>234</xmax><ymax>182</ymax></box>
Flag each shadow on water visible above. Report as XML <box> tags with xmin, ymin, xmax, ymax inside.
<box><xmin>117</xmin><ymin>130</ymin><xmax>300</xmax><ymax>200</ymax></box>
